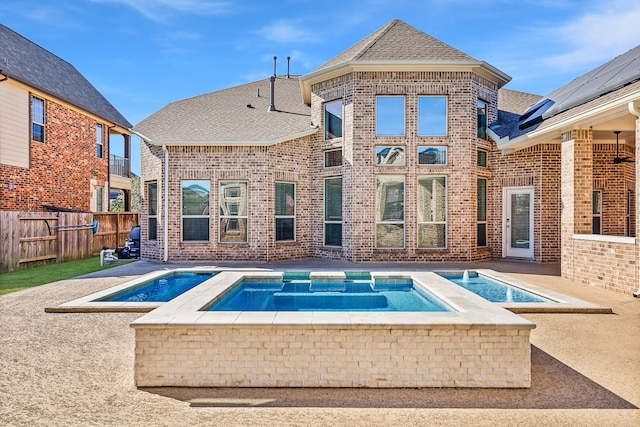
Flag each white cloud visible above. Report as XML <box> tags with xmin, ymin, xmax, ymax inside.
<box><xmin>539</xmin><ymin>2</ymin><xmax>640</xmax><ymax>70</ymax></box>
<box><xmin>90</xmin><ymin>0</ymin><xmax>233</xmax><ymax>22</ymax></box>
<box><xmin>256</xmin><ymin>20</ymin><xmax>320</xmax><ymax>44</ymax></box>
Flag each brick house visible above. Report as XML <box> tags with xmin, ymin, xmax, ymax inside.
<box><xmin>136</xmin><ymin>20</ymin><xmax>640</xmax><ymax>295</ymax></box>
<box><xmin>0</xmin><ymin>24</ymin><xmax>133</xmax><ymax>212</ymax></box>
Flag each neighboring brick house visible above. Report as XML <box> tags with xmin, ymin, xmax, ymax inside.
<box><xmin>0</xmin><ymin>24</ymin><xmax>132</xmax><ymax>212</ymax></box>
<box><xmin>136</xmin><ymin>20</ymin><xmax>640</xmax><ymax>295</ymax></box>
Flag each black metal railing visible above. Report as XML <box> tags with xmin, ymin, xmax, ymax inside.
<box><xmin>109</xmin><ymin>154</ymin><xmax>129</xmax><ymax>177</ymax></box>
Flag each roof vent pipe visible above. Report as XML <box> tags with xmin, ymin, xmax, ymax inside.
<box><xmin>268</xmin><ymin>56</ymin><xmax>277</xmax><ymax>112</ymax></box>
<box><xmin>287</xmin><ymin>56</ymin><xmax>291</xmax><ymax>78</ymax></box>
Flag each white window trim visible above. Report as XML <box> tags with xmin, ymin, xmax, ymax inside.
<box><xmin>418</xmin><ymin>95</ymin><xmax>448</xmax><ymax>137</ymax></box>
<box><xmin>323</xmin><ymin>176</ymin><xmax>342</xmax><ymax>247</ymax></box>
<box><xmin>147</xmin><ymin>181</ymin><xmax>158</xmax><ymax>241</ymax></box>
<box><xmin>275</xmin><ymin>181</ymin><xmax>296</xmax><ymax>242</ymax></box>
<box><xmin>324</xmin><ymin>99</ymin><xmax>343</xmax><ymax>141</ymax></box>
<box><xmin>181</xmin><ymin>180</ymin><xmax>211</xmax><ymax>243</ymax></box>
<box><xmin>417</xmin><ymin>175</ymin><xmax>448</xmax><ymax>249</ymax></box>
<box><xmin>418</xmin><ymin>145</ymin><xmax>448</xmax><ymax>166</ymax></box>
<box><xmin>218</xmin><ymin>180</ymin><xmax>248</xmax><ymax>244</ymax></box>
<box><xmin>376</xmin><ymin>95</ymin><xmax>406</xmax><ymax>137</ymax></box>
<box><xmin>375</xmin><ymin>175</ymin><xmax>406</xmax><ymax>249</ymax></box>
<box><xmin>96</xmin><ymin>123</ymin><xmax>104</xmax><ymax>158</ymax></box>
<box><xmin>477</xmin><ymin>177</ymin><xmax>487</xmax><ymax>247</ymax></box>
<box><xmin>376</xmin><ymin>146</ymin><xmax>406</xmax><ymax>166</ymax></box>
<box><xmin>31</xmin><ymin>95</ymin><xmax>46</xmax><ymax>143</ymax></box>
<box><xmin>324</xmin><ymin>148</ymin><xmax>343</xmax><ymax>168</ymax></box>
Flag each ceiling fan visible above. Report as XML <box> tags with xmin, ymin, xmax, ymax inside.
<box><xmin>613</xmin><ymin>130</ymin><xmax>634</xmax><ymax>164</ymax></box>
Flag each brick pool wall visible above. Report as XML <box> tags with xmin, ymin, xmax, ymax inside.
<box><xmin>133</xmin><ymin>325</ymin><xmax>532</xmax><ymax>388</ymax></box>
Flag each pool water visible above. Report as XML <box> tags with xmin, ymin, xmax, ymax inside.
<box><xmin>206</xmin><ymin>278</ymin><xmax>452</xmax><ymax>312</ymax></box>
<box><xmin>439</xmin><ymin>272</ymin><xmax>548</xmax><ymax>303</ymax></box>
<box><xmin>97</xmin><ymin>271</ymin><xmax>218</xmax><ymax>302</ymax></box>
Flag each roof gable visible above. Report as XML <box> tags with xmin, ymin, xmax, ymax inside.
<box><xmin>314</xmin><ymin>19</ymin><xmax>475</xmax><ymax>73</ymax></box>
<box><xmin>0</xmin><ymin>24</ymin><xmax>131</xmax><ymax>129</ymax></box>
<box><xmin>300</xmin><ymin>19</ymin><xmax>510</xmax><ymax>103</ymax></box>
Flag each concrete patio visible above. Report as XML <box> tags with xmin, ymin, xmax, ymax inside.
<box><xmin>1</xmin><ymin>259</ymin><xmax>638</xmax><ymax>426</ymax></box>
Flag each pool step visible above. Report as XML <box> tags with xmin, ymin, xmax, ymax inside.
<box><xmin>273</xmin><ymin>293</ymin><xmax>388</xmax><ymax>310</ymax></box>
<box><xmin>309</xmin><ymin>272</ymin><xmax>346</xmax><ymax>291</ymax></box>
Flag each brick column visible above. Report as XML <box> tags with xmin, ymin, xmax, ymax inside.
<box><xmin>561</xmin><ymin>129</ymin><xmax>593</xmax><ymax>278</ymax></box>
<box><xmin>571</xmin><ymin>129</ymin><xmax>593</xmax><ymax>234</ymax></box>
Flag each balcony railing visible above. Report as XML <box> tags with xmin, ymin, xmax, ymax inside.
<box><xmin>109</xmin><ymin>154</ymin><xmax>129</xmax><ymax>177</ymax></box>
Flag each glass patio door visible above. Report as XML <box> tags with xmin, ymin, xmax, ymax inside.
<box><xmin>504</xmin><ymin>187</ymin><xmax>534</xmax><ymax>259</ymax></box>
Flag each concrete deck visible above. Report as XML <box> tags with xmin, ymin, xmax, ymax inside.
<box><xmin>1</xmin><ymin>259</ymin><xmax>639</xmax><ymax>426</ymax></box>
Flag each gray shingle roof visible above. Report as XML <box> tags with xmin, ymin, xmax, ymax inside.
<box><xmin>134</xmin><ymin>76</ymin><xmax>314</xmax><ymax>145</ymax></box>
<box><xmin>313</xmin><ymin>19</ymin><xmax>476</xmax><ymax>73</ymax></box>
<box><xmin>0</xmin><ymin>24</ymin><xmax>131</xmax><ymax>129</ymax></box>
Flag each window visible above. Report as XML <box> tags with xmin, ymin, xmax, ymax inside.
<box><xmin>376</xmin><ymin>96</ymin><xmax>405</xmax><ymax>136</ymax></box>
<box><xmin>477</xmin><ymin>149</ymin><xmax>488</xmax><ymax>168</ymax></box>
<box><xmin>418</xmin><ymin>146</ymin><xmax>447</xmax><ymax>165</ymax></box>
<box><xmin>418</xmin><ymin>176</ymin><xmax>447</xmax><ymax>248</ymax></box>
<box><xmin>324</xmin><ymin>149</ymin><xmax>342</xmax><ymax>168</ymax></box>
<box><xmin>477</xmin><ymin>100</ymin><xmax>487</xmax><ymax>140</ymax></box>
<box><xmin>477</xmin><ymin>178</ymin><xmax>487</xmax><ymax>246</ymax></box>
<box><xmin>418</xmin><ymin>96</ymin><xmax>447</xmax><ymax>136</ymax></box>
<box><xmin>147</xmin><ymin>181</ymin><xmax>158</xmax><ymax>240</ymax></box>
<box><xmin>324</xmin><ymin>177</ymin><xmax>342</xmax><ymax>246</ymax></box>
<box><xmin>592</xmin><ymin>189</ymin><xmax>602</xmax><ymax>235</ymax></box>
<box><xmin>182</xmin><ymin>180</ymin><xmax>210</xmax><ymax>241</ymax></box>
<box><xmin>324</xmin><ymin>99</ymin><xmax>343</xmax><ymax>140</ymax></box>
<box><xmin>376</xmin><ymin>146</ymin><xmax>405</xmax><ymax>166</ymax></box>
<box><xmin>32</xmin><ymin>96</ymin><xmax>45</xmax><ymax>143</ymax></box>
<box><xmin>219</xmin><ymin>181</ymin><xmax>247</xmax><ymax>242</ymax></box>
<box><xmin>376</xmin><ymin>175</ymin><xmax>405</xmax><ymax>248</ymax></box>
<box><xmin>96</xmin><ymin>123</ymin><xmax>104</xmax><ymax>158</ymax></box>
<box><xmin>96</xmin><ymin>186</ymin><xmax>103</xmax><ymax>212</ymax></box>
<box><xmin>275</xmin><ymin>182</ymin><xmax>295</xmax><ymax>241</ymax></box>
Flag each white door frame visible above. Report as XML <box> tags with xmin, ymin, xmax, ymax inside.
<box><xmin>503</xmin><ymin>186</ymin><xmax>535</xmax><ymax>259</ymax></box>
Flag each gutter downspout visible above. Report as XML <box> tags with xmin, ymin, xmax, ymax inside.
<box><xmin>629</xmin><ymin>101</ymin><xmax>640</xmax><ymax>297</ymax></box>
<box><xmin>163</xmin><ymin>144</ymin><xmax>169</xmax><ymax>262</ymax></box>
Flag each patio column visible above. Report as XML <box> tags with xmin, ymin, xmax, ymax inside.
<box><xmin>561</xmin><ymin>128</ymin><xmax>593</xmax><ymax>278</ymax></box>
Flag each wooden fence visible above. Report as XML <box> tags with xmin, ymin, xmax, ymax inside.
<box><xmin>0</xmin><ymin>211</ymin><xmax>139</xmax><ymax>273</ymax></box>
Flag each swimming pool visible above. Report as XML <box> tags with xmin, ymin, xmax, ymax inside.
<box><xmin>205</xmin><ymin>272</ymin><xmax>451</xmax><ymax>312</ymax></box>
<box><xmin>130</xmin><ymin>270</ymin><xmax>537</xmax><ymax>388</ymax></box>
<box><xmin>96</xmin><ymin>271</ymin><xmax>218</xmax><ymax>302</ymax></box>
<box><xmin>438</xmin><ymin>271</ymin><xmax>548</xmax><ymax>303</ymax></box>
<box><xmin>48</xmin><ymin>266</ymin><xmax>609</xmax><ymax>388</ymax></box>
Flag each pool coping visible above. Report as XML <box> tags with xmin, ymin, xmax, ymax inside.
<box><xmin>128</xmin><ymin>271</ymin><xmax>535</xmax><ymax>330</ymax></box>
<box><xmin>45</xmin><ymin>268</ymin><xmax>611</xmax><ymax>315</ymax></box>
<box><xmin>446</xmin><ymin>269</ymin><xmax>612</xmax><ymax>314</ymax></box>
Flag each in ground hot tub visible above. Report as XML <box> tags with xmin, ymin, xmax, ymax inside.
<box><xmin>130</xmin><ymin>271</ymin><xmax>536</xmax><ymax>388</ymax></box>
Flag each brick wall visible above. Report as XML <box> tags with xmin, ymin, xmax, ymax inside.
<box><xmin>561</xmin><ymin>126</ymin><xmax>639</xmax><ymax>295</ymax></box>
<box><xmin>309</xmin><ymin>71</ymin><xmax>505</xmax><ymax>262</ymax></box>
<box><xmin>133</xmin><ymin>325</ymin><xmax>532</xmax><ymax>388</ymax></box>
<box><xmin>489</xmin><ymin>143</ymin><xmax>562</xmax><ymax>262</ymax></box>
<box><xmin>140</xmin><ymin>138</ymin><xmax>312</xmax><ymax>261</ymax></box>
<box><xmin>0</xmin><ymin>96</ymin><xmax>108</xmax><ymax>211</ymax></box>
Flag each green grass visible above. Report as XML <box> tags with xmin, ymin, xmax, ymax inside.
<box><xmin>0</xmin><ymin>257</ymin><xmax>128</xmax><ymax>296</ymax></box>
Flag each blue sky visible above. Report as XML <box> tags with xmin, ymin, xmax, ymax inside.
<box><xmin>2</xmin><ymin>0</ymin><xmax>640</xmax><ymax>174</ymax></box>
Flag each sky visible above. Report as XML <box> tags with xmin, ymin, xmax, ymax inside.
<box><xmin>2</xmin><ymin>0</ymin><xmax>640</xmax><ymax>174</ymax></box>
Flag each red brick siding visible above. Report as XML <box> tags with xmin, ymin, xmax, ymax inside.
<box><xmin>0</xmin><ymin>97</ymin><xmax>108</xmax><ymax>211</ymax></box>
